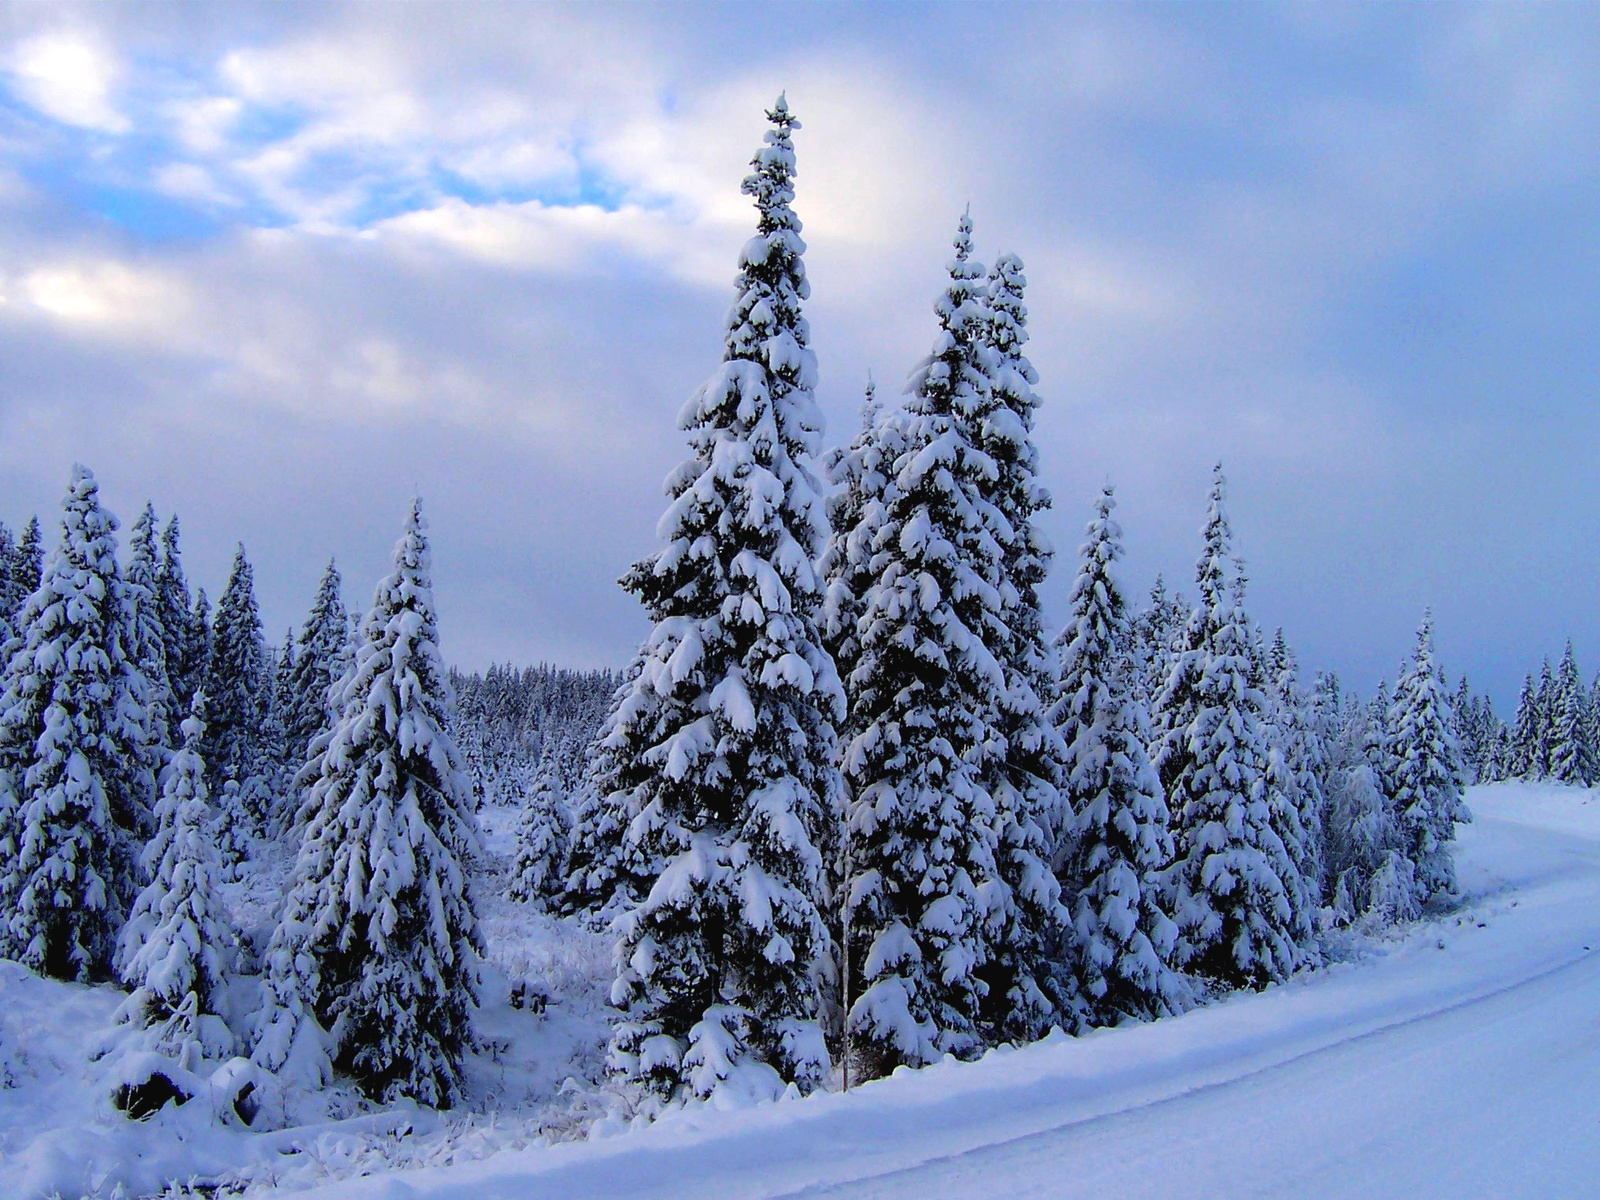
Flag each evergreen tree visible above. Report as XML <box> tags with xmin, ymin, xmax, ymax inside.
<box><xmin>125</xmin><ymin>503</ymin><xmax>175</xmax><ymax>756</ymax></box>
<box><xmin>14</xmin><ymin>516</ymin><xmax>42</xmax><ymax>608</ymax></box>
<box><xmin>838</xmin><ymin>215</ymin><xmax>1019</xmax><ymax>1073</ymax></box>
<box><xmin>1152</xmin><ymin>466</ymin><xmax>1305</xmax><ymax>988</ymax></box>
<box><xmin>605</xmin><ymin>97</ymin><xmax>843</xmax><ymax>1101</ymax></box>
<box><xmin>820</xmin><ymin>379</ymin><xmax>900</xmax><ymax>706</ymax></box>
<box><xmin>156</xmin><ymin>515</ymin><xmax>200</xmax><ymax>714</ymax></box>
<box><xmin>114</xmin><ymin>694</ymin><xmax>234</xmax><ymax>1068</ymax></box>
<box><xmin>1129</xmin><ymin>576</ymin><xmax>1187</xmax><ymax>706</ymax></box>
<box><xmin>0</xmin><ymin>467</ymin><xmax>152</xmax><ymax>979</ymax></box>
<box><xmin>1385</xmin><ymin>613</ymin><xmax>1470</xmax><ymax>904</ymax></box>
<box><xmin>507</xmin><ymin>762</ymin><xmax>570</xmax><ymax>908</ymax></box>
<box><xmin>1535</xmin><ymin>659</ymin><xmax>1556</xmax><ymax>778</ymax></box>
<box><xmin>0</xmin><ymin>520</ymin><xmax>17</xmax><ymax>629</ymax></box>
<box><xmin>969</xmin><ymin>250</ymin><xmax>1072</xmax><ymax>1044</ymax></box>
<box><xmin>202</xmin><ymin>546</ymin><xmax>268</xmax><ymax>786</ymax></box>
<box><xmin>1266</xmin><ymin>629</ymin><xmax>1327</xmax><ymax>911</ymax></box>
<box><xmin>1549</xmin><ymin>641</ymin><xmax>1594</xmax><ymax>786</ymax></box>
<box><xmin>1052</xmin><ymin>487</ymin><xmax>1186</xmax><ymax>1022</ymax></box>
<box><xmin>285</xmin><ymin>560</ymin><xmax>352</xmax><ymax>773</ymax></box>
<box><xmin>1509</xmin><ymin>672</ymin><xmax>1541</xmax><ymax>779</ymax></box>
<box><xmin>1451</xmin><ymin>677</ymin><xmax>1478</xmax><ymax>780</ymax></box>
<box><xmin>254</xmin><ymin>499</ymin><xmax>483</xmax><ymax>1106</ymax></box>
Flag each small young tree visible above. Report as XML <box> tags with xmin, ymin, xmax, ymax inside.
<box><xmin>1508</xmin><ymin>673</ymin><xmax>1541</xmax><ymax>780</ymax></box>
<box><xmin>1385</xmin><ymin>613</ymin><xmax>1470</xmax><ymax>905</ymax></box>
<box><xmin>507</xmin><ymin>762</ymin><xmax>570</xmax><ymax>908</ymax></box>
<box><xmin>0</xmin><ymin>466</ymin><xmax>152</xmax><ymax>979</ymax></box>
<box><xmin>115</xmin><ymin>695</ymin><xmax>235</xmax><ymax>1068</ymax></box>
<box><xmin>156</xmin><ymin>515</ymin><xmax>200</xmax><ymax>713</ymax></box>
<box><xmin>202</xmin><ymin>546</ymin><xmax>268</xmax><ymax>786</ymax></box>
<box><xmin>1052</xmin><ymin>487</ymin><xmax>1186</xmax><ymax>1023</ymax></box>
<box><xmin>1152</xmin><ymin>466</ymin><xmax>1305</xmax><ymax>989</ymax></box>
<box><xmin>125</xmin><ymin>503</ymin><xmax>175</xmax><ymax>756</ymax></box>
<box><xmin>285</xmin><ymin>560</ymin><xmax>352</xmax><ymax>773</ymax></box>
<box><xmin>254</xmin><ymin>499</ymin><xmax>483</xmax><ymax>1107</ymax></box>
<box><xmin>1548</xmin><ymin>642</ymin><xmax>1594</xmax><ymax>786</ymax></box>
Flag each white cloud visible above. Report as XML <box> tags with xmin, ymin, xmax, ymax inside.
<box><xmin>5</xmin><ymin>31</ymin><xmax>128</xmax><ymax>133</ymax></box>
<box><xmin>17</xmin><ymin>259</ymin><xmax>191</xmax><ymax>338</ymax></box>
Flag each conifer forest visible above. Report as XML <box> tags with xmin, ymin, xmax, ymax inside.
<box><xmin>3</xmin><ymin>13</ymin><xmax>1599</xmax><ymax>1196</ymax></box>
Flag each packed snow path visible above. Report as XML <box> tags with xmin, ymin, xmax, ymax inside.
<box><xmin>312</xmin><ymin>784</ymin><xmax>1600</xmax><ymax>1199</ymax></box>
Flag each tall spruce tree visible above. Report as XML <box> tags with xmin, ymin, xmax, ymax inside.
<box><xmin>125</xmin><ymin>504</ymin><xmax>175</xmax><ymax>756</ymax></box>
<box><xmin>1052</xmin><ymin>487</ymin><xmax>1186</xmax><ymax>1022</ymax></box>
<box><xmin>14</xmin><ymin>516</ymin><xmax>42</xmax><ymax>609</ymax></box>
<box><xmin>155</xmin><ymin>515</ymin><xmax>200</xmax><ymax>713</ymax></box>
<box><xmin>1266</xmin><ymin>629</ymin><xmax>1328</xmax><ymax>912</ymax></box>
<box><xmin>1385</xmin><ymin>613</ymin><xmax>1469</xmax><ymax>904</ymax></box>
<box><xmin>1152</xmin><ymin>466</ymin><xmax>1305</xmax><ymax>988</ymax></box>
<box><xmin>285</xmin><ymin>560</ymin><xmax>352</xmax><ymax>776</ymax></box>
<box><xmin>838</xmin><ymin>215</ymin><xmax>1019</xmax><ymax>1073</ymax></box>
<box><xmin>1549</xmin><ymin>642</ymin><xmax>1594</xmax><ymax>786</ymax></box>
<box><xmin>1509</xmin><ymin>673</ymin><xmax>1541</xmax><ymax>779</ymax></box>
<box><xmin>0</xmin><ymin>467</ymin><xmax>152</xmax><ymax>979</ymax></box>
<box><xmin>254</xmin><ymin>499</ymin><xmax>483</xmax><ymax>1106</ymax></box>
<box><xmin>114</xmin><ymin>694</ymin><xmax>234</xmax><ymax>1067</ymax></box>
<box><xmin>605</xmin><ymin>96</ymin><xmax>844</xmax><ymax>1101</ymax></box>
<box><xmin>203</xmin><ymin>546</ymin><xmax>268</xmax><ymax>786</ymax></box>
<box><xmin>968</xmin><ymin>250</ymin><xmax>1072</xmax><ymax>1044</ymax></box>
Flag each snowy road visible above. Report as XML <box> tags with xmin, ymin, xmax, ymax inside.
<box><xmin>315</xmin><ymin>784</ymin><xmax>1600</xmax><ymax>1199</ymax></box>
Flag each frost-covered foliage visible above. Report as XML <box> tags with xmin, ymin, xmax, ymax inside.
<box><xmin>125</xmin><ymin>503</ymin><xmax>176</xmax><ymax>756</ymax></box>
<box><xmin>0</xmin><ymin>466</ymin><xmax>153</xmax><ymax>980</ymax></box>
<box><xmin>1052</xmin><ymin>487</ymin><xmax>1186</xmax><ymax>1023</ymax></box>
<box><xmin>156</xmin><ymin>515</ymin><xmax>203</xmax><ymax>717</ymax></box>
<box><xmin>254</xmin><ymin>499</ymin><xmax>484</xmax><ymax>1107</ymax></box>
<box><xmin>605</xmin><ymin>97</ymin><xmax>842</xmax><ymax>1103</ymax></box>
<box><xmin>1261</xmin><ymin>630</ymin><xmax>1326</xmax><ymax>922</ymax></box>
<box><xmin>839</xmin><ymin>214</ymin><xmax>1032</xmax><ymax>1075</ymax></box>
<box><xmin>508</xmin><ymin>764</ymin><xmax>571</xmax><ymax>908</ymax></box>
<box><xmin>454</xmin><ymin>662</ymin><xmax>614</xmax><ymax>805</ymax></box>
<box><xmin>1152</xmin><ymin>466</ymin><xmax>1308</xmax><ymax>989</ymax></box>
<box><xmin>1386</xmin><ymin>613</ymin><xmax>1470</xmax><ymax>906</ymax></box>
<box><xmin>202</xmin><ymin>546</ymin><xmax>268</xmax><ymax>786</ymax></box>
<box><xmin>1128</xmin><ymin>576</ymin><xmax>1187</xmax><ymax>706</ymax></box>
<box><xmin>114</xmin><ymin>696</ymin><xmax>235</xmax><ymax>1068</ymax></box>
<box><xmin>284</xmin><ymin>559</ymin><xmax>352</xmax><ymax>777</ymax></box>
<box><xmin>1547</xmin><ymin>642</ymin><xmax>1594</xmax><ymax>786</ymax></box>
<box><xmin>820</xmin><ymin>379</ymin><xmax>898</xmax><ymax>698</ymax></box>
<box><xmin>967</xmin><ymin>250</ymin><xmax>1070</xmax><ymax>1046</ymax></box>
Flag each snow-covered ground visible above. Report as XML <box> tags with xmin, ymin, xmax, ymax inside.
<box><xmin>5</xmin><ymin>782</ymin><xmax>1599</xmax><ymax>1197</ymax></box>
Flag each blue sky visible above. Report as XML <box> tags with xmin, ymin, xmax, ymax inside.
<box><xmin>0</xmin><ymin>2</ymin><xmax>1597</xmax><ymax>710</ymax></box>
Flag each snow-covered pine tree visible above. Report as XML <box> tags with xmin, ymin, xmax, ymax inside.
<box><xmin>254</xmin><ymin>499</ymin><xmax>483</xmax><ymax>1106</ymax></box>
<box><xmin>285</xmin><ymin>560</ymin><xmax>351</xmax><ymax>775</ymax></box>
<box><xmin>607</xmin><ymin>97</ymin><xmax>843</xmax><ymax>1102</ymax></box>
<box><xmin>0</xmin><ymin>521</ymin><xmax>16</xmax><ymax>630</ymax></box>
<box><xmin>13</xmin><ymin>516</ymin><xmax>42</xmax><ymax>613</ymax></box>
<box><xmin>1129</xmin><ymin>576</ymin><xmax>1187</xmax><ymax>706</ymax></box>
<box><xmin>1052</xmin><ymin>487</ymin><xmax>1186</xmax><ymax>1022</ymax></box>
<box><xmin>203</xmin><ymin>546</ymin><xmax>268</xmax><ymax>787</ymax></box>
<box><xmin>1152</xmin><ymin>465</ymin><xmax>1305</xmax><ymax>988</ymax></box>
<box><xmin>1548</xmin><ymin>642</ymin><xmax>1594</xmax><ymax>786</ymax></box>
<box><xmin>1535</xmin><ymin>659</ymin><xmax>1556</xmax><ymax>778</ymax></box>
<box><xmin>0</xmin><ymin>467</ymin><xmax>152</xmax><ymax>980</ymax></box>
<box><xmin>156</xmin><ymin>515</ymin><xmax>200</xmax><ymax>714</ymax></box>
<box><xmin>1385</xmin><ymin>613</ymin><xmax>1470</xmax><ymax>905</ymax></box>
<box><xmin>114</xmin><ymin>694</ymin><xmax>234</xmax><ymax>1067</ymax></box>
<box><xmin>235</xmin><ymin>639</ymin><xmax>292</xmax><ymax>833</ymax></box>
<box><xmin>1451</xmin><ymin>677</ymin><xmax>1479</xmax><ymax>779</ymax></box>
<box><xmin>1509</xmin><ymin>672</ymin><xmax>1541</xmax><ymax>780</ymax></box>
<box><xmin>967</xmin><ymin>250</ymin><xmax>1072</xmax><ymax>1044</ymax></box>
<box><xmin>838</xmin><ymin>215</ymin><xmax>1017</xmax><ymax>1074</ymax></box>
<box><xmin>508</xmin><ymin>761</ymin><xmax>570</xmax><ymax>908</ymax></box>
<box><xmin>1266</xmin><ymin>629</ymin><xmax>1327</xmax><ymax>910</ymax></box>
<box><xmin>820</xmin><ymin>378</ymin><xmax>899</xmax><ymax>703</ymax></box>
<box><xmin>125</xmin><ymin>503</ymin><xmax>175</xmax><ymax>757</ymax></box>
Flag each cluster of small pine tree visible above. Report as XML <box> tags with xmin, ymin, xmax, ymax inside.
<box><xmin>0</xmin><ymin>471</ymin><xmax>482</xmax><ymax>1109</ymax></box>
<box><xmin>1452</xmin><ymin>643</ymin><xmax>1600</xmax><ymax>787</ymax></box>
<box><xmin>554</xmin><ymin>96</ymin><xmax>1473</xmax><ymax>1104</ymax></box>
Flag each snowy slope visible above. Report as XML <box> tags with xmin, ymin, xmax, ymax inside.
<box><xmin>3</xmin><ymin>783</ymin><xmax>1595</xmax><ymax>1198</ymax></box>
<box><xmin>301</xmin><ymin>783</ymin><xmax>1600</xmax><ymax>1199</ymax></box>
